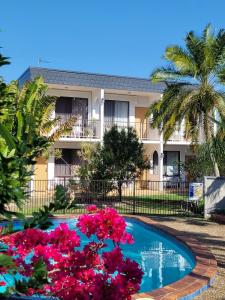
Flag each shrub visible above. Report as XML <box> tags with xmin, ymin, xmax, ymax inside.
<box><xmin>0</xmin><ymin>207</ymin><xmax>143</xmax><ymax>300</ymax></box>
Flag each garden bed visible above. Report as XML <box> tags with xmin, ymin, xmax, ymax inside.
<box><xmin>210</xmin><ymin>213</ymin><xmax>225</xmax><ymax>224</ymax></box>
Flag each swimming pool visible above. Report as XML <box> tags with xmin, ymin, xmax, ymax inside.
<box><xmin>1</xmin><ymin>217</ymin><xmax>195</xmax><ymax>293</ymax></box>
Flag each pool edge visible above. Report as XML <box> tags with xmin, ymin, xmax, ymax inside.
<box><xmin>1</xmin><ymin>214</ymin><xmax>217</xmax><ymax>300</ymax></box>
<box><xmin>127</xmin><ymin>215</ymin><xmax>217</xmax><ymax>300</ymax></box>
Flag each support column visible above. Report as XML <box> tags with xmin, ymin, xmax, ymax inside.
<box><xmin>100</xmin><ymin>89</ymin><xmax>105</xmax><ymax>141</ymax></box>
<box><xmin>159</xmin><ymin>132</ymin><xmax>164</xmax><ymax>191</ymax></box>
<box><xmin>48</xmin><ymin>148</ymin><xmax>55</xmax><ymax>189</ymax></box>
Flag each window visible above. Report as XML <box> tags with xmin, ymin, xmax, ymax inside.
<box><xmin>56</xmin><ymin>97</ymin><xmax>88</xmax><ymax>121</ymax></box>
<box><xmin>55</xmin><ymin>149</ymin><xmax>81</xmax><ymax>177</ymax></box>
<box><xmin>163</xmin><ymin>151</ymin><xmax>180</xmax><ymax>177</ymax></box>
<box><xmin>104</xmin><ymin>100</ymin><xmax>129</xmax><ymax>127</ymax></box>
<box><xmin>55</xmin><ymin>97</ymin><xmax>73</xmax><ymax>114</ymax></box>
<box><xmin>153</xmin><ymin>151</ymin><xmax>159</xmax><ymax>175</ymax></box>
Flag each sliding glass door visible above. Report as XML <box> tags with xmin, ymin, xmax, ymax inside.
<box><xmin>163</xmin><ymin>151</ymin><xmax>180</xmax><ymax>177</ymax></box>
<box><xmin>104</xmin><ymin>100</ymin><xmax>129</xmax><ymax>129</ymax></box>
<box><xmin>56</xmin><ymin>97</ymin><xmax>88</xmax><ymax>120</ymax></box>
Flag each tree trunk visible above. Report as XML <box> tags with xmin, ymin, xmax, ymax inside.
<box><xmin>118</xmin><ymin>182</ymin><xmax>122</xmax><ymax>202</ymax></box>
<box><xmin>205</xmin><ymin>116</ymin><xmax>220</xmax><ymax>177</ymax></box>
<box><xmin>210</xmin><ymin>152</ymin><xmax>220</xmax><ymax>177</ymax></box>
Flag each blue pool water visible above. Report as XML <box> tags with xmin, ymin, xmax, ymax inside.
<box><xmin>0</xmin><ymin>217</ymin><xmax>195</xmax><ymax>293</ymax></box>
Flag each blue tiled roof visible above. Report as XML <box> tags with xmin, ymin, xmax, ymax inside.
<box><xmin>18</xmin><ymin>67</ymin><xmax>165</xmax><ymax>93</ymax></box>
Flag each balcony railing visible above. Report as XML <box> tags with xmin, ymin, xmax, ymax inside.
<box><xmin>167</xmin><ymin>131</ymin><xmax>190</xmax><ymax>143</ymax></box>
<box><xmin>55</xmin><ymin>114</ymin><xmax>189</xmax><ymax>142</ymax></box>
<box><xmin>104</xmin><ymin>121</ymin><xmax>160</xmax><ymax>141</ymax></box>
<box><xmin>56</xmin><ymin>113</ymin><xmax>101</xmax><ymax>139</ymax></box>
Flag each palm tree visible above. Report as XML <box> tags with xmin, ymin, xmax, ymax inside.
<box><xmin>0</xmin><ymin>52</ymin><xmax>10</xmax><ymax>67</ymax></box>
<box><xmin>148</xmin><ymin>24</ymin><xmax>225</xmax><ymax>176</ymax></box>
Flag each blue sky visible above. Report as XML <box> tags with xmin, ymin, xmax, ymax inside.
<box><xmin>1</xmin><ymin>0</ymin><xmax>225</xmax><ymax>82</ymax></box>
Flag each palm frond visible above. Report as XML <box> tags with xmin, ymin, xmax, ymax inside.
<box><xmin>0</xmin><ymin>53</ymin><xmax>10</xmax><ymax>67</ymax></box>
<box><xmin>49</xmin><ymin>116</ymin><xmax>77</xmax><ymax>141</ymax></box>
<box><xmin>165</xmin><ymin>46</ymin><xmax>197</xmax><ymax>76</ymax></box>
<box><xmin>40</xmin><ymin>118</ymin><xmax>60</xmax><ymax>135</ymax></box>
<box><xmin>150</xmin><ymin>66</ymin><xmax>194</xmax><ymax>83</ymax></box>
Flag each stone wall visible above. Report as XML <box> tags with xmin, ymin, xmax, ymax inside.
<box><xmin>204</xmin><ymin>176</ymin><xmax>225</xmax><ymax>218</ymax></box>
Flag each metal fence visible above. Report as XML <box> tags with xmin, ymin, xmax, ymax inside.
<box><xmin>12</xmin><ymin>179</ymin><xmax>204</xmax><ymax>216</ymax></box>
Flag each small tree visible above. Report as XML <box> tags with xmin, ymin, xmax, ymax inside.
<box><xmin>184</xmin><ymin>139</ymin><xmax>225</xmax><ymax>181</ymax></box>
<box><xmin>78</xmin><ymin>126</ymin><xmax>150</xmax><ymax>200</ymax></box>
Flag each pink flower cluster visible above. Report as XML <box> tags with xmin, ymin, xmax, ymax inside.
<box><xmin>77</xmin><ymin>206</ymin><xmax>134</xmax><ymax>244</ymax></box>
<box><xmin>0</xmin><ymin>206</ymin><xmax>143</xmax><ymax>300</ymax></box>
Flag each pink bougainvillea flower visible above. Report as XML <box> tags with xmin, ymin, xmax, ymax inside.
<box><xmin>102</xmin><ymin>246</ymin><xmax>123</xmax><ymax>273</ymax></box>
<box><xmin>8</xmin><ymin>228</ymin><xmax>49</xmax><ymax>256</ymax></box>
<box><xmin>2</xmin><ymin>207</ymin><xmax>142</xmax><ymax>300</ymax></box>
<box><xmin>48</xmin><ymin>223</ymin><xmax>80</xmax><ymax>252</ymax></box>
<box><xmin>86</xmin><ymin>204</ymin><xmax>98</xmax><ymax>213</ymax></box>
<box><xmin>0</xmin><ymin>281</ymin><xmax>6</xmax><ymax>286</ymax></box>
<box><xmin>77</xmin><ymin>207</ymin><xmax>134</xmax><ymax>245</ymax></box>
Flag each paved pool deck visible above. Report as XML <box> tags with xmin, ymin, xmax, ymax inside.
<box><xmin>150</xmin><ymin>216</ymin><xmax>225</xmax><ymax>300</ymax></box>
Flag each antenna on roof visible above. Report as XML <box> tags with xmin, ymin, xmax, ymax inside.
<box><xmin>38</xmin><ymin>58</ymin><xmax>51</xmax><ymax>66</ymax></box>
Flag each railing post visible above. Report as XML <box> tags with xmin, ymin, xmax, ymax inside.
<box><xmin>132</xmin><ymin>181</ymin><xmax>136</xmax><ymax>215</ymax></box>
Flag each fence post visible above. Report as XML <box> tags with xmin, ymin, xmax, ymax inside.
<box><xmin>132</xmin><ymin>181</ymin><xmax>136</xmax><ymax>215</ymax></box>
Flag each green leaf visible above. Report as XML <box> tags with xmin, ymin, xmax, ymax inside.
<box><xmin>0</xmin><ymin>254</ymin><xmax>16</xmax><ymax>269</ymax></box>
<box><xmin>16</xmin><ymin>111</ymin><xmax>24</xmax><ymax>141</ymax></box>
<box><xmin>0</xmin><ymin>124</ymin><xmax>16</xmax><ymax>150</ymax></box>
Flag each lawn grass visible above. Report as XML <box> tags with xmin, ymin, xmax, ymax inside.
<box><xmin>19</xmin><ymin>194</ymin><xmax>191</xmax><ymax>216</ymax></box>
<box><xmin>123</xmin><ymin>193</ymin><xmax>188</xmax><ymax>201</ymax></box>
<box><xmin>13</xmin><ymin>187</ymin><xmax>198</xmax><ymax>216</ymax></box>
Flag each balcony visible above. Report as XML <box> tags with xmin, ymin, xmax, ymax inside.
<box><xmin>104</xmin><ymin>121</ymin><xmax>160</xmax><ymax>141</ymax></box>
<box><xmin>56</xmin><ymin>113</ymin><xmax>101</xmax><ymax>139</ymax></box>
<box><xmin>167</xmin><ymin>131</ymin><xmax>190</xmax><ymax>143</ymax></box>
<box><xmin>55</xmin><ymin>115</ymin><xmax>191</xmax><ymax>143</ymax></box>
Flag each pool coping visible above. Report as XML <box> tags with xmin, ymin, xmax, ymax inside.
<box><xmin>127</xmin><ymin>215</ymin><xmax>217</xmax><ymax>300</ymax></box>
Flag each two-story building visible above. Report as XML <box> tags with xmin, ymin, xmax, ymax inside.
<box><xmin>19</xmin><ymin>67</ymin><xmax>194</xmax><ymax>184</ymax></box>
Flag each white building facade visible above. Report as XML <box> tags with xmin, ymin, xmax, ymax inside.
<box><xmin>19</xmin><ymin>67</ymin><xmax>194</xmax><ymax>184</ymax></box>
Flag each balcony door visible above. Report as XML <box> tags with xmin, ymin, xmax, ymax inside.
<box><xmin>72</xmin><ymin>98</ymin><xmax>88</xmax><ymax>122</ymax></box>
<box><xmin>56</xmin><ymin>97</ymin><xmax>88</xmax><ymax>121</ymax></box>
<box><xmin>163</xmin><ymin>151</ymin><xmax>180</xmax><ymax>178</ymax></box>
<box><xmin>104</xmin><ymin>100</ymin><xmax>129</xmax><ymax>129</ymax></box>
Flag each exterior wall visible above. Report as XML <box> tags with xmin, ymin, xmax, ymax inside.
<box><xmin>34</xmin><ymin>157</ymin><xmax>48</xmax><ymax>192</ymax></box>
<box><xmin>204</xmin><ymin>176</ymin><xmax>225</xmax><ymax>218</ymax></box>
<box><xmin>142</xmin><ymin>144</ymin><xmax>162</xmax><ymax>181</ymax></box>
<box><xmin>135</xmin><ymin>107</ymin><xmax>148</xmax><ymax>138</ymax></box>
<box><xmin>34</xmin><ymin>157</ymin><xmax>48</xmax><ymax>181</ymax></box>
<box><xmin>43</xmin><ymin>84</ymin><xmax>191</xmax><ymax>181</ymax></box>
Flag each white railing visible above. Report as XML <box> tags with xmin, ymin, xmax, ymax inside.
<box><xmin>56</xmin><ymin>113</ymin><xmax>101</xmax><ymax>139</ymax></box>
<box><xmin>55</xmin><ymin>114</ymin><xmax>190</xmax><ymax>142</ymax></box>
<box><xmin>167</xmin><ymin>131</ymin><xmax>190</xmax><ymax>143</ymax></box>
<box><xmin>104</xmin><ymin>121</ymin><xmax>160</xmax><ymax>141</ymax></box>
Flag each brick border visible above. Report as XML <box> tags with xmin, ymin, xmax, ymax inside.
<box><xmin>128</xmin><ymin>216</ymin><xmax>217</xmax><ymax>300</ymax></box>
